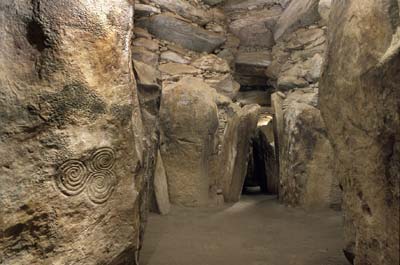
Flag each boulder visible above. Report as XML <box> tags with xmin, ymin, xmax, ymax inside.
<box><xmin>0</xmin><ymin>1</ymin><xmax>147</xmax><ymax>264</ymax></box>
<box><xmin>160</xmin><ymin>77</ymin><xmax>219</xmax><ymax>207</ymax></box>
<box><xmin>274</xmin><ymin>0</ymin><xmax>320</xmax><ymax>41</ymax></box>
<box><xmin>137</xmin><ymin>14</ymin><xmax>226</xmax><ymax>53</ymax></box>
<box><xmin>320</xmin><ymin>1</ymin><xmax>400</xmax><ymax>264</ymax></box>
<box><xmin>272</xmin><ymin>89</ymin><xmax>341</xmax><ymax>209</ymax></box>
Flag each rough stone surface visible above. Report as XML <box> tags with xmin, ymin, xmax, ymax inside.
<box><xmin>138</xmin><ymin>14</ymin><xmax>226</xmax><ymax>53</ymax></box>
<box><xmin>154</xmin><ymin>150</ymin><xmax>171</xmax><ymax>215</ymax></box>
<box><xmin>0</xmin><ymin>1</ymin><xmax>147</xmax><ymax>264</ymax></box>
<box><xmin>160</xmin><ymin>77</ymin><xmax>219</xmax><ymax>207</ymax></box>
<box><xmin>237</xmin><ymin>91</ymin><xmax>272</xmax><ymax>106</ymax></box>
<box><xmin>218</xmin><ymin>104</ymin><xmax>261</xmax><ymax>202</ymax></box>
<box><xmin>320</xmin><ymin>1</ymin><xmax>400</xmax><ymax>264</ymax></box>
<box><xmin>274</xmin><ymin>0</ymin><xmax>320</xmax><ymax>41</ymax></box>
<box><xmin>267</xmin><ymin>27</ymin><xmax>326</xmax><ymax>91</ymax></box>
<box><xmin>148</xmin><ymin>0</ymin><xmax>211</xmax><ymax>25</ymax></box>
<box><xmin>203</xmin><ymin>0</ymin><xmax>225</xmax><ymax>6</ymax></box>
<box><xmin>159</xmin><ymin>62</ymin><xmax>199</xmax><ymax>76</ymax></box>
<box><xmin>235</xmin><ymin>51</ymin><xmax>272</xmax><ymax>86</ymax></box>
<box><xmin>273</xmin><ymin>89</ymin><xmax>341</xmax><ymax>210</ymax></box>
<box><xmin>160</xmin><ymin>51</ymin><xmax>189</xmax><ymax>64</ymax></box>
<box><xmin>228</xmin><ymin>6</ymin><xmax>282</xmax><ymax>48</ymax></box>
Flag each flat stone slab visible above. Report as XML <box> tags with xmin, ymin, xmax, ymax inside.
<box><xmin>159</xmin><ymin>62</ymin><xmax>199</xmax><ymax>75</ymax></box>
<box><xmin>138</xmin><ymin>14</ymin><xmax>226</xmax><ymax>53</ymax></box>
<box><xmin>237</xmin><ymin>90</ymin><xmax>272</xmax><ymax>106</ymax></box>
<box><xmin>151</xmin><ymin>0</ymin><xmax>210</xmax><ymax>25</ymax></box>
<box><xmin>236</xmin><ymin>51</ymin><xmax>272</xmax><ymax>67</ymax></box>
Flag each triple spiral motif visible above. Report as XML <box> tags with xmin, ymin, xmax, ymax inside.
<box><xmin>56</xmin><ymin>147</ymin><xmax>117</xmax><ymax>204</ymax></box>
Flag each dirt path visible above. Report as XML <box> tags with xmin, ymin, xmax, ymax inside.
<box><xmin>140</xmin><ymin>195</ymin><xmax>348</xmax><ymax>265</ymax></box>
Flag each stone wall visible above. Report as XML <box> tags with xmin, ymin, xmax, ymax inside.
<box><xmin>134</xmin><ymin>0</ymin><xmax>262</xmax><ymax>207</ymax></box>
<box><xmin>320</xmin><ymin>0</ymin><xmax>400</xmax><ymax>264</ymax></box>
<box><xmin>0</xmin><ymin>1</ymin><xmax>149</xmax><ymax>264</ymax></box>
<box><xmin>265</xmin><ymin>0</ymin><xmax>342</xmax><ymax>209</ymax></box>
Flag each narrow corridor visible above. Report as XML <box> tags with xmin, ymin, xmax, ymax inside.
<box><xmin>141</xmin><ymin>195</ymin><xmax>348</xmax><ymax>265</ymax></box>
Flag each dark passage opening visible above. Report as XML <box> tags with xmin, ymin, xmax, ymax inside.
<box><xmin>242</xmin><ymin>115</ymin><xmax>278</xmax><ymax>196</ymax></box>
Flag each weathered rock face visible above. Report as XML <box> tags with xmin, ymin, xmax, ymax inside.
<box><xmin>145</xmin><ymin>0</ymin><xmax>211</xmax><ymax>25</ymax></box>
<box><xmin>137</xmin><ymin>14</ymin><xmax>226</xmax><ymax>53</ymax></box>
<box><xmin>272</xmin><ymin>88</ymin><xmax>341</xmax><ymax>209</ymax></box>
<box><xmin>320</xmin><ymin>1</ymin><xmax>400</xmax><ymax>264</ymax></box>
<box><xmin>228</xmin><ymin>6</ymin><xmax>282</xmax><ymax>48</ymax></box>
<box><xmin>235</xmin><ymin>50</ymin><xmax>272</xmax><ymax>87</ymax></box>
<box><xmin>212</xmin><ymin>104</ymin><xmax>261</xmax><ymax>202</ymax></box>
<box><xmin>0</xmin><ymin>1</ymin><xmax>147</xmax><ymax>264</ymax></box>
<box><xmin>202</xmin><ymin>92</ymin><xmax>263</xmax><ymax>205</ymax></box>
<box><xmin>267</xmin><ymin>27</ymin><xmax>326</xmax><ymax>91</ymax></box>
<box><xmin>274</xmin><ymin>0</ymin><xmax>320</xmax><ymax>41</ymax></box>
<box><xmin>160</xmin><ymin>77</ymin><xmax>219</xmax><ymax>207</ymax></box>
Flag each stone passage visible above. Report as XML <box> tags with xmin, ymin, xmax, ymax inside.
<box><xmin>0</xmin><ymin>0</ymin><xmax>398</xmax><ymax>265</ymax></box>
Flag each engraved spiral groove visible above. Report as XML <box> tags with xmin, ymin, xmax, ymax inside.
<box><xmin>55</xmin><ymin>147</ymin><xmax>117</xmax><ymax>204</ymax></box>
<box><xmin>88</xmin><ymin>147</ymin><xmax>115</xmax><ymax>172</ymax></box>
<box><xmin>57</xmin><ymin>159</ymin><xmax>88</xmax><ymax>196</ymax></box>
<box><xmin>86</xmin><ymin>170</ymin><xmax>116</xmax><ymax>204</ymax></box>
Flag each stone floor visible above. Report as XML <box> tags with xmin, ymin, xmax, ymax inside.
<box><xmin>140</xmin><ymin>195</ymin><xmax>349</xmax><ymax>265</ymax></box>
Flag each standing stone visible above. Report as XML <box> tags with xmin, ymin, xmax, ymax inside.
<box><xmin>0</xmin><ymin>1</ymin><xmax>146</xmax><ymax>264</ymax></box>
<box><xmin>273</xmin><ymin>88</ymin><xmax>340</xmax><ymax>209</ymax></box>
<box><xmin>160</xmin><ymin>77</ymin><xmax>219</xmax><ymax>207</ymax></box>
<box><xmin>320</xmin><ymin>1</ymin><xmax>400</xmax><ymax>264</ymax></box>
<box><xmin>220</xmin><ymin>104</ymin><xmax>261</xmax><ymax>202</ymax></box>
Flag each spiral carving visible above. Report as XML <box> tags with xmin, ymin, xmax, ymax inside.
<box><xmin>55</xmin><ymin>147</ymin><xmax>117</xmax><ymax>204</ymax></box>
<box><xmin>57</xmin><ymin>159</ymin><xmax>89</xmax><ymax>196</ymax></box>
<box><xmin>86</xmin><ymin>170</ymin><xmax>117</xmax><ymax>204</ymax></box>
<box><xmin>88</xmin><ymin>147</ymin><xmax>116</xmax><ymax>172</ymax></box>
